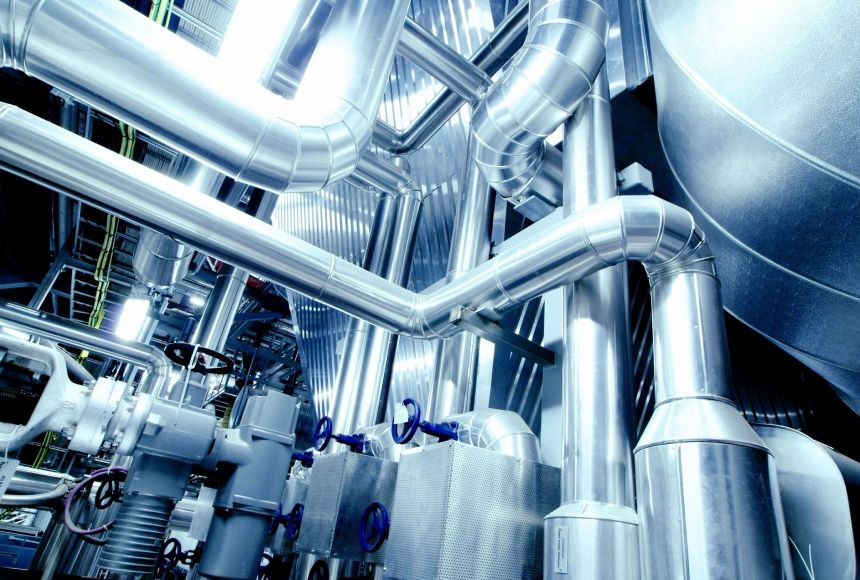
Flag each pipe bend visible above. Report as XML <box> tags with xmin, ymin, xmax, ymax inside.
<box><xmin>470</xmin><ymin>0</ymin><xmax>608</xmax><ymax>197</ymax></box>
<box><xmin>444</xmin><ymin>409</ymin><xmax>541</xmax><ymax>463</ymax></box>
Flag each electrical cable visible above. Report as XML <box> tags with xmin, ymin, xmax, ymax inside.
<box><xmin>62</xmin><ymin>466</ymin><xmax>128</xmax><ymax>545</ymax></box>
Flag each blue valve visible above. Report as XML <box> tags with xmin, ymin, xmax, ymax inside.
<box><xmin>359</xmin><ymin>502</ymin><xmax>390</xmax><ymax>552</ymax></box>
<box><xmin>313</xmin><ymin>416</ymin><xmax>367</xmax><ymax>453</ymax></box>
<box><xmin>292</xmin><ymin>451</ymin><xmax>315</xmax><ymax>467</ymax></box>
<box><xmin>391</xmin><ymin>399</ymin><xmax>459</xmax><ymax>444</ymax></box>
<box><xmin>313</xmin><ymin>416</ymin><xmax>333</xmax><ymax>451</ymax></box>
<box><xmin>284</xmin><ymin>503</ymin><xmax>304</xmax><ymax>542</ymax></box>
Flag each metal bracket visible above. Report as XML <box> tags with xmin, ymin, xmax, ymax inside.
<box><xmin>449</xmin><ymin>307</ymin><xmax>555</xmax><ymax>367</ymax></box>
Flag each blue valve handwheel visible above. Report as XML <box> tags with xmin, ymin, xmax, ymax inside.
<box><xmin>391</xmin><ymin>398</ymin><xmax>421</xmax><ymax>444</ymax></box>
<box><xmin>313</xmin><ymin>416</ymin><xmax>334</xmax><ymax>451</ymax></box>
<box><xmin>285</xmin><ymin>503</ymin><xmax>304</xmax><ymax>542</ymax></box>
<box><xmin>359</xmin><ymin>502</ymin><xmax>390</xmax><ymax>552</ymax></box>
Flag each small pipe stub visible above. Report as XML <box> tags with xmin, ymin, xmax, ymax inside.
<box><xmin>313</xmin><ymin>416</ymin><xmax>367</xmax><ymax>453</ymax></box>
<box><xmin>291</xmin><ymin>451</ymin><xmax>315</xmax><ymax>468</ymax></box>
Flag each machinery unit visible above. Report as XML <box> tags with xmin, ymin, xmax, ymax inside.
<box><xmin>385</xmin><ymin>441</ymin><xmax>560</xmax><ymax>580</ymax></box>
<box><xmin>0</xmin><ymin>0</ymin><xmax>855</xmax><ymax>578</ymax></box>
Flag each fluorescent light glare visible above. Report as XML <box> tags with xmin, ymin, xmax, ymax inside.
<box><xmin>115</xmin><ymin>297</ymin><xmax>150</xmax><ymax>340</ymax></box>
<box><xmin>189</xmin><ymin>294</ymin><xmax>206</xmax><ymax>308</ymax></box>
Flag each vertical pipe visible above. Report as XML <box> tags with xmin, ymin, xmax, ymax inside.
<box><xmin>634</xmin><ymin>256</ymin><xmax>794</xmax><ymax>579</ymax></box>
<box><xmin>328</xmin><ymin>175</ymin><xmax>423</xmax><ymax>437</ymax></box>
<box><xmin>428</xmin><ymin>138</ymin><xmax>495</xmax><ymax>420</ymax></box>
<box><xmin>544</xmin><ymin>69</ymin><xmax>640</xmax><ymax>579</ymax></box>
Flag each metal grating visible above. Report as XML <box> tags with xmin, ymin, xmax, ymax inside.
<box><xmin>385</xmin><ymin>441</ymin><xmax>559</xmax><ymax>580</ymax></box>
<box><xmin>296</xmin><ymin>452</ymin><xmax>399</xmax><ymax>563</ymax></box>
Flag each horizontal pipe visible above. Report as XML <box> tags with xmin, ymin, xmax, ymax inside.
<box><xmin>398</xmin><ymin>18</ymin><xmax>490</xmax><ymax>102</ymax></box>
<box><xmin>6</xmin><ymin>466</ymin><xmax>76</xmax><ymax>495</ymax></box>
<box><xmin>0</xmin><ymin>0</ymin><xmax>409</xmax><ymax>193</ymax></box>
<box><xmin>0</xmin><ymin>104</ymin><xmax>705</xmax><ymax>342</ymax></box>
<box><xmin>444</xmin><ymin>409</ymin><xmax>541</xmax><ymax>462</ymax></box>
<box><xmin>0</xmin><ymin>299</ymin><xmax>172</xmax><ymax>394</ymax></box>
<box><xmin>374</xmin><ymin>1</ymin><xmax>529</xmax><ymax>153</ymax></box>
<box><xmin>471</xmin><ymin>0</ymin><xmax>608</xmax><ymax>196</ymax></box>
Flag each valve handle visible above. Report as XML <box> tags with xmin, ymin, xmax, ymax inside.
<box><xmin>313</xmin><ymin>416</ymin><xmax>333</xmax><ymax>451</ymax></box>
<box><xmin>307</xmin><ymin>560</ymin><xmax>329</xmax><ymax>580</ymax></box>
<box><xmin>391</xmin><ymin>398</ymin><xmax>421</xmax><ymax>444</ymax></box>
<box><xmin>93</xmin><ymin>471</ymin><xmax>125</xmax><ymax>509</ymax></box>
<box><xmin>157</xmin><ymin>538</ymin><xmax>182</xmax><ymax>574</ymax></box>
<box><xmin>285</xmin><ymin>503</ymin><xmax>304</xmax><ymax>542</ymax></box>
<box><xmin>358</xmin><ymin>501</ymin><xmax>390</xmax><ymax>553</ymax></box>
<box><xmin>164</xmin><ymin>342</ymin><xmax>234</xmax><ymax>375</ymax></box>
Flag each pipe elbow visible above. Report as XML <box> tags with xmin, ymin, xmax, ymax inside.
<box><xmin>0</xmin><ymin>0</ymin><xmax>39</xmax><ymax>70</ymax></box>
<box><xmin>470</xmin><ymin>0</ymin><xmax>608</xmax><ymax>196</ymax></box>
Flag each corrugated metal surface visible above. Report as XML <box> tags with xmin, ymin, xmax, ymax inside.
<box><xmin>272</xmin><ymin>0</ymin><xmax>502</xmax><ymax>422</ymax></box>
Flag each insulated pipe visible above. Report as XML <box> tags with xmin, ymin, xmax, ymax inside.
<box><xmin>192</xmin><ymin>193</ymin><xmax>278</xmax><ymax>353</ymax></box>
<box><xmin>0</xmin><ymin>0</ymin><xmax>409</xmax><ymax>193</ymax></box>
<box><xmin>471</xmin><ymin>0</ymin><xmax>607</xmax><ymax>197</ymax></box>
<box><xmin>544</xmin><ymin>69</ymin><xmax>640</xmax><ymax>580</ymax></box>
<box><xmin>443</xmin><ymin>409</ymin><xmax>541</xmax><ymax>462</ymax></box>
<box><xmin>427</xmin><ymin>139</ymin><xmax>495</xmax><ymax>421</ymax></box>
<box><xmin>398</xmin><ymin>19</ymin><xmax>490</xmax><ymax>102</ymax></box>
<box><xmin>375</xmin><ymin>1</ymin><xmax>529</xmax><ymax>154</ymax></box>
<box><xmin>0</xmin><ymin>299</ymin><xmax>171</xmax><ymax>394</ymax></box>
<box><xmin>192</xmin><ymin>266</ymin><xmax>249</xmax><ymax>353</ymax></box>
<box><xmin>328</xmin><ymin>163</ymin><xmax>423</xmax><ymax>440</ymax></box>
<box><xmin>0</xmin><ymin>103</ymin><xmax>707</xmax><ymax>340</ymax></box>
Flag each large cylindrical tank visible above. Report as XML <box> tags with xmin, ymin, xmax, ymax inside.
<box><xmin>645</xmin><ymin>0</ymin><xmax>860</xmax><ymax>411</ymax></box>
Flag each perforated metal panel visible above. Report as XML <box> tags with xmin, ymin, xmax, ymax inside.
<box><xmin>385</xmin><ymin>442</ymin><xmax>560</xmax><ymax>580</ymax></box>
<box><xmin>295</xmin><ymin>452</ymin><xmax>398</xmax><ymax>563</ymax></box>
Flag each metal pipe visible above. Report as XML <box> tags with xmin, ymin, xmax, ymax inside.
<box><xmin>471</xmin><ymin>0</ymin><xmax>608</xmax><ymax>197</ymax></box>
<box><xmin>0</xmin><ymin>103</ymin><xmax>709</xmax><ymax>341</ymax></box>
<box><xmin>6</xmin><ymin>466</ymin><xmax>76</xmax><ymax>495</ymax></box>
<box><xmin>398</xmin><ymin>18</ymin><xmax>490</xmax><ymax>102</ymax></box>
<box><xmin>443</xmin><ymin>409</ymin><xmax>541</xmax><ymax>462</ymax></box>
<box><xmin>192</xmin><ymin>266</ymin><xmax>249</xmax><ymax>353</ymax></box>
<box><xmin>428</xmin><ymin>139</ymin><xmax>494</xmax><ymax>421</ymax></box>
<box><xmin>374</xmin><ymin>2</ymin><xmax>529</xmax><ymax>153</ymax></box>
<box><xmin>0</xmin><ymin>0</ymin><xmax>409</xmax><ymax>193</ymax></box>
<box><xmin>0</xmin><ymin>479</ymin><xmax>74</xmax><ymax>506</ymax></box>
<box><xmin>329</xmin><ymin>162</ymin><xmax>423</xmax><ymax>439</ymax></box>
<box><xmin>0</xmin><ymin>299</ymin><xmax>172</xmax><ymax>394</ymax></box>
<box><xmin>544</xmin><ymin>68</ymin><xmax>640</xmax><ymax>580</ymax></box>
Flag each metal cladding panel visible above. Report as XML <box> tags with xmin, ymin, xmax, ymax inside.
<box><xmin>385</xmin><ymin>442</ymin><xmax>560</xmax><ymax>580</ymax></box>
<box><xmin>645</xmin><ymin>0</ymin><xmax>860</xmax><ymax>410</ymax></box>
<box><xmin>271</xmin><ymin>0</ymin><xmax>502</xmax><ymax>423</ymax></box>
<box><xmin>295</xmin><ymin>452</ymin><xmax>399</xmax><ymax>563</ymax></box>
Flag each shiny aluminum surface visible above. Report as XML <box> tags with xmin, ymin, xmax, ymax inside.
<box><xmin>754</xmin><ymin>424</ymin><xmax>856</xmax><ymax>580</ymax></box>
<box><xmin>545</xmin><ymin>67</ymin><xmax>640</xmax><ymax>580</ymax></box>
<box><xmin>385</xmin><ymin>441</ymin><xmax>559</xmax><ymax>580</ymax></box>
<box><xmin>646</xmin><ymin>0</ymin><xmax>860</xmax><ymax>410</ymax></box>
<box><xmin>0</xmin><ymin>0</ymin><xmax>408</xmax><ymax>192</ymax></box>
<box><xmin>470</xmin><ymin>0</ymin><xmax>608</xmax><ymax>197</ymax></box>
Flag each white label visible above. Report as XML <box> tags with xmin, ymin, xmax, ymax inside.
<box><xmin>0</xmin><ymin>459</ymin><xmax>20</xmax><ymax>497</ymax></box>
<box><xmin>393</xmin><ymin>404</ymin><xmax>409</xmax><ymax>423</ymax></box>
<box><xmin>554</xmin><ymin>525</ymin><xmax>569</xmax><ymax>574</ymax></box>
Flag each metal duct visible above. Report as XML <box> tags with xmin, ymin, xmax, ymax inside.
<box><xmin>0</xmin><ymin>300</ymin><xmax>171</xmax><ymax>394</ymax></box>
<box><xmin>443</xmin><ymin>409</ymin><xmax>541</xmax><ymax>462</ymax></box>
<box><xmin>470</xmin><ymin>0</ymin><xmax>607</xmax><ymax>198</ymax></box>
<box><xmin>0</xmin><ymin>0</ymin><xmax>409</xmax><ymax>193</ymax></box>
<box><xmin>427</xmin><ymin>140</ymin><xmax>494</xmax><ymax>421</ymax></box>
<box><xmin>545</xmin><ymin>69</ymin><xmax>640</xmax><ymax>580</ymax></box>
<box><xmin>634</xmin><ymin>256</ymin><xmax>793</xmax><ymax>577</ymax></box>
<box><xmin>644</xmin><ymin>0</ymin><xmax>860</xmax><ymax>411</ymax></box>
<box><xmin>373</xmin><ymin>1</ymin><xmax>529</xmax><ymax>154</ymax></box>
<box><xmin>0</xmin><ymin>103</ymin><xmax>712</xmax><ymax>341</ymax></box>
<box><xmin>132</xmin><ymin>228</ymin><xmax>194</xmax><ymax>291</ymax></box>
<box><xmin>328</xmin><ymin>170</ymin><xmax>424</xmax><ymax>438</ymax></box>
